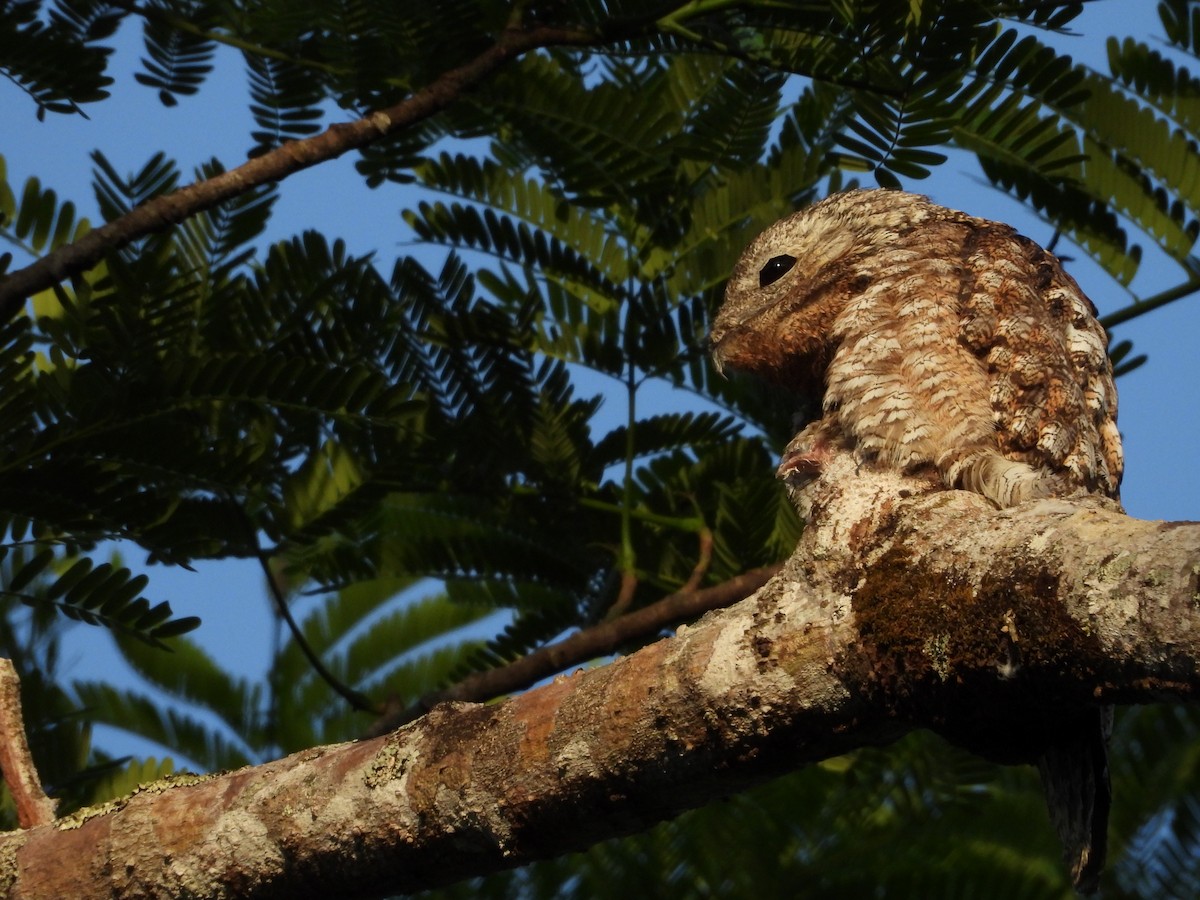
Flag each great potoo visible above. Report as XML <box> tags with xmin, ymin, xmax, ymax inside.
<box><xmin>710</xmin><ymin>189</ymin><xmax>1123</xmax><ymax>893</ymax></box>
<box><xmin>709</xmin><ymin>188</ymin><xmax>1123</xmax><ymax>510</ymax></box>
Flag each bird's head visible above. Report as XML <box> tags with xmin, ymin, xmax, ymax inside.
<box><xmin>709</xmin><ymin>189</ymin><xmax>947</xmax><ymax>391</ymax></box>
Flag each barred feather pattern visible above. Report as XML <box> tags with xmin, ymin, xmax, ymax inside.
<box><xmin>709</xmin><ymin>189</ymin><xmax>1123</xmax><ymax>509</ymax></box>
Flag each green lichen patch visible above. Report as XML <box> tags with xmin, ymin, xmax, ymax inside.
<box><xmin>0</xmin><ymin>833</ymin><xmax>23</xmax><ymax>893</ymax></box>
<box><xmin>54</xmin><ymin>771</ymin><xmax>218</xmax><ymax>830</ymax></box>
<box><xmin>364</xmin><ymin>737</ymin><xmax>412</xmax><ymax>789</ymax></box>
<box><xmin>54</xmin><ymin>795</ymin><xmax>129</xmax><ymax>830</ymax></box>
<box><xmin>1095</xmin><ymin>551</ymin><xmax>1134</xmax><ymax>583</ymax></box>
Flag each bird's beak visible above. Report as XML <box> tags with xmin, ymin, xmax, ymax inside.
<box><xmin>707</xmin><ymin>332</ymin><xmax>728</xmax><ymax>378</ymax></box>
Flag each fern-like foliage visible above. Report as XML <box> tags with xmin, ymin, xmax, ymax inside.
<box><xmin>73</xmin><ymin>581</ymin><xmax>496</xmax><ymax>764</ymax></box>
<box><xmin>0</xmin><ymin>156</ymin><xmax>201</xmax><ymax>643</ymax></box>
<box><xmin>952</xmin><ymin>15</ymin><xmax>1200</xmax><ymax>327</ymax></box>
<box><xmin>0</xmin><ymin>573</ymin><xmax>160</xmax><ymax>823</ymax></box>
<box><xmin>388</xmin><ymin>48</ymin><xmax>843</xmax><ymax>671</ymax></box>
<box><xmin>0</xmin><ymin>0</ymin><xmax>118</xmax><ymax>119</ymax></box>
<box><xmin>133</xmin><ymin>0</ymin><xmax>215</xmax><ymax>106</ymax></box>
<box><xmin>4</xmin><ymin>549</ymin><xmax>195</xmax><ymax>647</ymax></box>
<box><xmin>244</xmin><ymin>52</ymin><xmax>324</xmax><ymax>158</ymax></box>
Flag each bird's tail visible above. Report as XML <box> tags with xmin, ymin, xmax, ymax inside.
<box><xmin>1035</xmin><ymin>706</ymin><xmax>1112</xmax><ymax>895</ymax></box>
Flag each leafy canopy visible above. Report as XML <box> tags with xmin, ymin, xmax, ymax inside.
<box><xmin>3</xmin><ymin>0</ymin><xmax>1200</xmax><ymax>894</ymax></box>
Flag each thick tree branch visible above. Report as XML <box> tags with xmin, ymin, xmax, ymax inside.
<box><xmin>365</xmin><ymin>562</ymin><xmax>782</xmax><ymax>737</ymax></box>
<box><xmin>0</xmin><ymin>19</ymin><xmax>633</xmax><ymax>318</ymax></box>
<box><xmin>5</xmin><ymin>452</ymin><xmax>1200</xmax><ymax>898</ymax></box>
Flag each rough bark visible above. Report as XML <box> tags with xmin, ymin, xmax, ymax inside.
<box><xmin>4</xmin><ymin>451</ymin><xmax>1199</xmax><ymax>898</ymax></box>
<box><xmin>365</xmin><ymin>563</ymin><xmax>783</xmax><ymax>737</ymax></box>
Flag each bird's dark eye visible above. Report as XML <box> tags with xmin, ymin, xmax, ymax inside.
<box><xmin>759</xmin><ymin>254</ymin><xmax>796</xmax><ymax>287</ymax></box>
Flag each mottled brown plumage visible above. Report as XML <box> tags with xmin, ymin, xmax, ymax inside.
<box><xmin>711</xmin><ymin>189</ymin><xmax>1122</xmax><ymax>892</ymax></box>
<box><xmin>710</xmin><ymin>189</ymin><xmax>1122</xmax><ymax>509</ymax></box>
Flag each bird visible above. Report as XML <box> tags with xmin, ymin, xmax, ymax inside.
<box><xmin>709</xmin><ymin>188</ymin><xmax>1122</xmax><ymax>893</ymax></box>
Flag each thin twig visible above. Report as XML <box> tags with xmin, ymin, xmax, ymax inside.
<box><xmin>0</xmin><ymin>659</ymin><xmax>56</xmax><ymax>828</ymax></box>
<box><xmin>679</xmin><ymin>526</ymin><xmax>714</xmax><ymax>594</ymax></box>
<box><xmin>364</xmin><ymin>563</ymin><xmax>782</xmax><ymax>737</ymax></box>
<box><xmin>225</xmin><ymin>492</ymin><xmax>377</xmax><ymax>715</ymax></box>
<box><xmin>1099</xmin><ymin>276</ymin><xmax>1200</xmax><ymax>330</ymax></box>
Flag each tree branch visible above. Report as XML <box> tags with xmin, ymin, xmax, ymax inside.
<box><xmin>6</xmin><ymin>453</ymin><xmax>1199</xmax><ymax>898</ymax></box>
<box><xmin>1100</xmin><ymin>275</ymin><xmax>1200</xmax><ymax>329</ymax></box>
<box><xmin>365</xmin><ymin>563</ymin><xmax>781</xmax><ymax>737</ymax></box>
<box><xmin>0</xmin><ymin>21</ymin><xmax>611</xmax><ymax>319</ymax></box>
<box><xmin>225</xmin><ymin>490</ymin><xmax>377</xmax><ymax>715</ymax></box>
<box><xmin>0</xmin><ymin>660</ymin><xmax>56</xmax><ymax>829</ymax></box>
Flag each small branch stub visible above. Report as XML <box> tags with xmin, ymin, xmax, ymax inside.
<box><xmin>0</xmin><ymin>659</ymin><xmax>57</xmax><ymax>828</ymax></box>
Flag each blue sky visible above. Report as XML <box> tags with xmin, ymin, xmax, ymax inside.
<box><xmin>3</xmin><ymin>5</ymin><xmax>1198</xmax><ymax>762</ymax></box>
